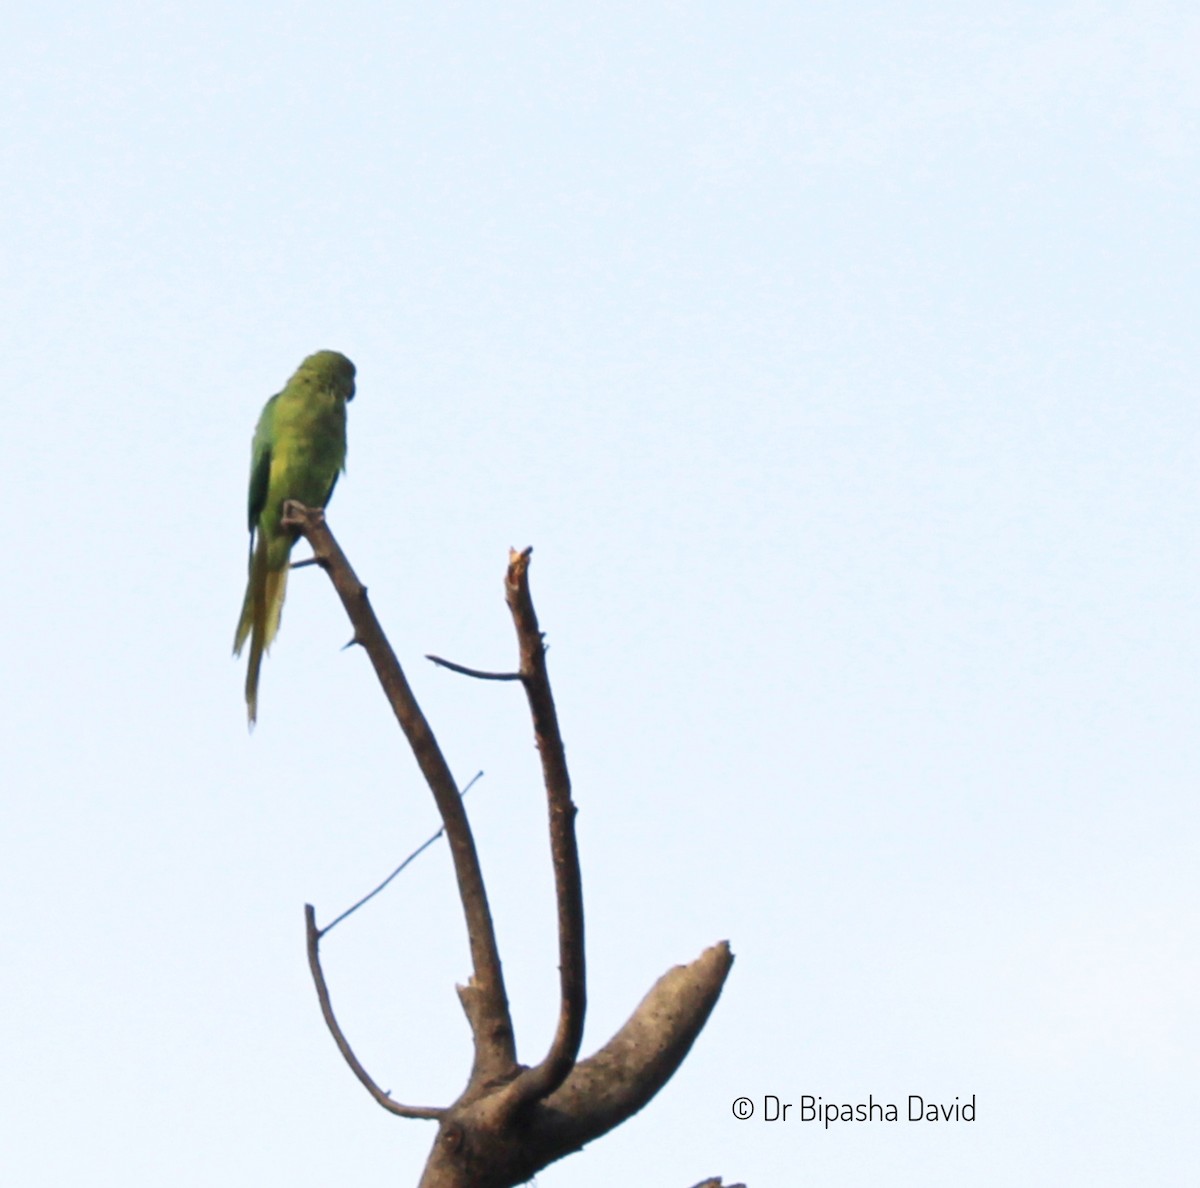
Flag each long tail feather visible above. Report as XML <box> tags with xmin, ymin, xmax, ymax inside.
<box><xmin>262</xmin><ymin>564</ymin><xmax>288</xmax><ymax>652</ymax></box>
<box><xmin>245</xmin><ymin>624</ymin><xmax>266</xmax><ymax>726</ymax></box>
<box><xmin>232</xmin><ymin>540</ymin><xmax>264</xmax><ymax>658</ymax></box>
<box><xmin>234</xmin><ymin>537</ymin><xmax>289</xmax><ymax>726</ymax></box>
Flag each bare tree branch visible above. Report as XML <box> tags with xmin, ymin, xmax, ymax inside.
<box><xmin>287</xmin><ymin>513</ymin><xmax>736</xmax><ymax>1186</ymax></box>
<box><xmin>417</xmin><ymin>942</ymin><xmax>736</xmax><ymax>1187</ymax></box>
<box><xmin>282</xmin><ymin>501</ymin><xmax>516</xmax><ymax>1086</ymax></box>
<box><xmin>524</xmin><ymin>940</ymin><xmax>734</xmax><ymax>1158</ymax></box>
<box><xmin>425</xmin><ymin>654</ymin><xmax>522</xmax><ymax>681</ymax></box>
<box><xmin>319</xmin><ymin>772</ymin><xmax>484</xmax><ymax>937</ymax></box>
<box><xmin>502</xmin><ymin>546</ymin><xmax>587</xmax><ymax>1111</ymax></box>
<box><xmin>305</xmin><ymin>905</ymin><xmax>444</xmax><ymax>1121</ymax></box>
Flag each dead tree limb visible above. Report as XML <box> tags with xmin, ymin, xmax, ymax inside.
<box><xmin>305</xmin><ymin>905</ymin><xmax>444</xmax><ymax>1121</ymax></box>
<box><xmin>281</xmin><ymin>501</ymin><xmax>515</xmax><ymax>1087</ymax></box>
<box><xmin>282</xmin><ymin>503</ymin><xmax>735</xmax><ymax>1187</ymax></box>
<box><xmin>425</xmin><ymin>654</ymin><xmax>522</xmax><ymax>681</ymax></box>
<box><xmin>319</xmin><ymin>771</ymin><xmax>483</xmax><ymax>936</ymax></box>
<box><xmin>498</xmin><ymin>546</ymin><xmax>587</xmax><ymax>1112</ymax></box>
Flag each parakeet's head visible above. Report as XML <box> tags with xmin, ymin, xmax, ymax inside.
<box><xmin>298</xmin><ymin>349</ymin><xmax>357</xmax><ymax>401</ymax></box>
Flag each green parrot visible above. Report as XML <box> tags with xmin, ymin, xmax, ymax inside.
<box><xmin>233</xmin><ymin>350</ymin><xmax>356</xmax><ymax>725</ymax></box>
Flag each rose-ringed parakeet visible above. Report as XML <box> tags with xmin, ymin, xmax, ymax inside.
<box><xmin>233</xmin><ymin>350</ymin><xmax>356</xmax><ymax>725</ymax></box>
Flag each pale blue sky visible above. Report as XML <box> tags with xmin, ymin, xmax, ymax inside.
<box><xmin>2</xmin><ymin>3</ymin><xmax>1196</xmax><ymax>1185</ymax></box>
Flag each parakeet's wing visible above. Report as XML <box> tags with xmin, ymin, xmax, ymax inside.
<box><xmin>247</xmin><ymin>394</ymin><xmax>277</xmax><ymax>537</ymax></box>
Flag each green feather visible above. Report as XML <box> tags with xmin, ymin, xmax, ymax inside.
<box><xmin>233</xmin><ymin>350</ymin><xmax>356</xmax><ymax>726</ymax></box>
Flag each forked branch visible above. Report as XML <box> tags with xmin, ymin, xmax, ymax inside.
<box><xmin>284</xmin><ymin>504</ymin><xmax>735</xmax><ymax>1187</ymax></box>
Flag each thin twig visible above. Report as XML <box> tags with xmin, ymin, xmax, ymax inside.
<box><xmin>502</xmin><ymin>546</ymin><xmax>587</xmax><ymax>1112</ymax></box>
<box><xmin>282</xmin><ymin>502</ymin><xmax>516</xmax><ymax>1087</ymax></box>
<box><xmin>305</xmin><ymin>905</ymin><xmax>445</xmax><ymax>1120</ymax></box>
<box><xmin>320</xmin><ymin>772</ymin><xmax>484</xmax><ymax>937</ymax></box>
<box><xmin>426</xmin><ymin>654</ymin><xmax>523</xmax><ymax>681</ymax></box>
<box><xmin>290</xmin><ymin>556</ymin><xmax>322</xmax><ymax>570</ymax></box>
